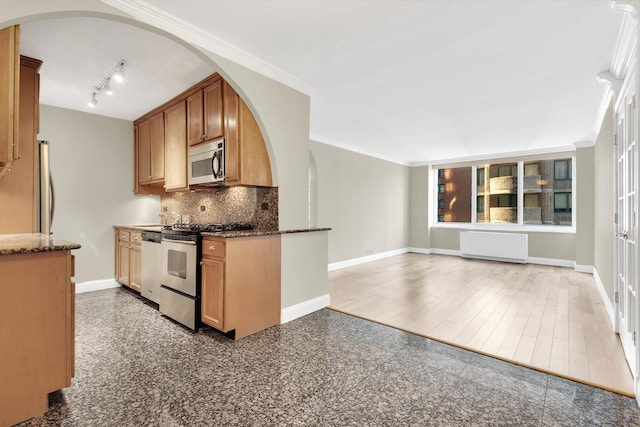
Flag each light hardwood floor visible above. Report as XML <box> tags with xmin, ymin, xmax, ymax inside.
<box><xmin>328</xmin><ymin>253</ymin><xmax>635</xmax><ymax>396</ymax></box>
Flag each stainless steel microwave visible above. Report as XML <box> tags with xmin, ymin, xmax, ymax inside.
<box><xmin>188</xmin><ymin>139</ymin><xmax>224</xmax><ymax>186</ymax></box>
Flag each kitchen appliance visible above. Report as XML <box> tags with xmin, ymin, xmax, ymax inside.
<box><xmin>37</xmin><ymin>140</ymin><xmax>55</xmax><ymax>234</ymax></box>
<box><xmin>188</xmin><ymin>139</ymin><xmax>225</xmax><ymax>186</ymax></box>
<box><xmin>141</xmin><ymin>230</ymin><xmax>162</xmax><ymax>303</ymax></box>
<box><xmin>158</xmin><ymin>222</ymin><xmax>253</xmax><ymax>330</ymax></box>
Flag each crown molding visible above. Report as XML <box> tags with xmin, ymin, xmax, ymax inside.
<box><xmin>100</xmin><ymin>0</ymin><xmax>317</xmax><ymax>96</ymax></box>
<box><xmin>411</xmin><ymin>145</ymin><xmax>577</xmax><ymax>167</ymax></box>
<box><xmin>309</xmin><ymin>133</ymin><xmax>411</xmax><ymax>166</ymax></box>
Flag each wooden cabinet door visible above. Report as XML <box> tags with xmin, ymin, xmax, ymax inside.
<box><xmin>201</xmin><ymin>257</ymin><xmax>225</xmax><ymax>330</ymax></box>
<box><xmin>149</xmin><ymin>112</ymin><xmax>164</xmax><ymax>181</ymax></box>
<box><xmin>118</xmin><ymin>242</ymin><xmax>130</xmax><ymax>286</ymax></box>
<box><xmin>137</xmin><ymin>119</ymin><xmax>151</xmax><ymax>183</ymax></box>
<box><xmin>129</xmin><ymin>244</ymin><xmax>141</xmax><ymax>292</ymax></box>
<box><xmin>0</xmin><ymin>25</ymin><xmax>19</xmax><ymax>167</ymax></box>
<box><xmin>223</xmin><ymin>81</ymin><xmax>239</xmax><ymax>182</ymax></box>
<box><xmin>203</xmin><ymin>79</ymin><xmax>223</xmax><ymax>143</ymax></box>
<box><xmin>164</xmin><ymin>100</ymin><xmax>187</xmax><ymax>191</ymax></box>
<box><xmin>186</xmin><ymin>91</ymin><xmax>203</xmax><ymax>146</ymax></box>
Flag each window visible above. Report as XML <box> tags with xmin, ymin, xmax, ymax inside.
<box><xmin>434</xmin><ymin>157</ymin><xmax>574</xmax><ymax>228</ymax></box>
<box><xmin>554</xmin><ymin>159</ymin><xmax>571</xmax><ymax>180</ymax></box>
<box><xmin>477</xmin><ymin>168</ymin><xmax>485</xmax><ymax>186</ymax></box>
<box><xmin>436</xmin><ymin>167</ymin><xmax>471</xmax><ymax>222</ymax></box>
<box><xmin>554</xmin><ymin>193</ymin><xmax>572</xmax><ymax>212</ymax></box>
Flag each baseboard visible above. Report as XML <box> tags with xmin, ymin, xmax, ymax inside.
<box><xmin>593</xmin><ymin>267</ymin><xmax>615</xmax><ymax>329</ymax></box>
<box><xmin>75</xmin><ymin>278</ymin><xmax>120</xmax><ymax>294</ymax></box>
<box><xmin>408</xmin><ymin>247</ymin><xmax>431</xmax><ymax>254</ymax></box>
<box><xmin>575</xmin><ymin>264</ymin><xmax>594</xmax><ymax>274</ymax></box>
<box><xmin>527</xmin><ymin>257</ymin><xmax>575</xmax><ymax>268</ymax></box>
<box><xmin>328</xmin><ymin>248</ymin><xmax>410</xmax><ymax>271</ymax></box>
<box><xmin>430</xmin><ymin>248</ymin><xmax>462</xmax><ymax>257</ymax></box>
<box><xmin>281</xmin><ymin>293</ymin><xmax>331</xmax><ymax>324</ymax></box>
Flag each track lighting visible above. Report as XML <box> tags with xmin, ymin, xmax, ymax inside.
<box><xmin>87</xmin><ymin>60</ymin><xmax>126</xmax><ymax>108</ymax></box>
<box><xmin>88</xmin><ymin>93</ymin><xmax>98</xmax><ymax>108</ymax></box>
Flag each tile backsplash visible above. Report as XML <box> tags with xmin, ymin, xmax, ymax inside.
<box><xmin>161</xmin><ymin>186</ymin><xmax>278</xmax><ymax>230</ymax></box>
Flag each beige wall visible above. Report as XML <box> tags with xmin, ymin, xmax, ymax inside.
<box><xmin>594</xmin><ymin>105</ymin><xmax>615</xmax><ymax>302</ymax></box>
<box><xmin>409</xmin><ymin>166</ymin><xmax>430</xmax><ymax>249</ymax></box>
<box><xmin>575</xmin><ymin>147</ymin><xmax>595</xmax><ymax>267</ymax></box>
<box><xmin>38</xmin><ymin>105</ymin><xmax>160</xmax><ymax>283</ymax></box>
<box><xmin>310</xmin><ymin>141</ymin><xmax>410</xmax><ymax>264</ymax></box>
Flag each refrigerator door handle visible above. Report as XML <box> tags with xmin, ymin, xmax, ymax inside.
<box><xmin>49</xmin><ymin>172</ymin><xmax>55</xmax><ymax>232</ymax></box>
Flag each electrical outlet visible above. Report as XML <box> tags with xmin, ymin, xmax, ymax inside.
<box><xmin>162</xmin><ymin>206</ymin><xmax>168</xmax><ymax>212</ymax></box>
<box><xmin>200</xmin><ymin>205</ymin><xmax>206</xmax><ymax>211</ymax></box>
<box><xmin>261</xmin><ymin>202</ymin><xmax>268</xmax><ymax>210</ymax></box>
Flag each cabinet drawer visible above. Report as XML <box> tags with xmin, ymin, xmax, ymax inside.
<box><xmin>202</xmin><ymin>239</ymin><xmax>225</xmax><ymax>259</ymax></box>
<box><xmin>130</xmin><ymin>231</ymin><xmax>142</xmax><ymax>246</ymax></box>
<box><xmin>118</xmin><ymin>230</ymin><xmax>130</xmax><ymax>243</ymax></box>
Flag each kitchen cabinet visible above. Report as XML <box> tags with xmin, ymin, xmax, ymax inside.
<box><xmin>0</xmin><ymin>248</ymin><xmax>76</xmax><ymax>426</ymax></box>
<box><xmin>136</xmin><ymin>112</ymin><xmax>164</xmax><ymax>184</ymax></box>
<box><xmin>200</xmin><ymin>235</ymin><xmax>280</xmax><ymax>339</ymax></box>
<box><xmin>0</xmin><ymin>25</ymin><xmax>20</xmax><ymax>175</ymax></box>
<box><xmin>164</xmin><ymin>100</ymin><xmax>188</xmax><ymax>191</ymax></box>
<box><xmin>187</xmin><ymin>76</ymin><xmax>223</xmax><ymax>146</ymax></box>
<box><xmin>115</xmin><ymin>228</ymin><xmax>141</xmax><ymax>292</ymax></box>
<box><xmin>223</xmin><ymin>81</ymin><xmax>273</xmax><ymax>187</ymax></box>
<box><xmin>0</xmin><ymin>56</ymin><xmax>42</xmax><ymax>233</ymax></box>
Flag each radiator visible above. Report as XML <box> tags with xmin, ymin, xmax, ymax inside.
<box><xmin>459</xmin><ymin>231</ymin><xmax>528</xmax><ymax>263</ymax></box>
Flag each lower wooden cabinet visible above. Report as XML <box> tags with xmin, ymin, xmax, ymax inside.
<box><xmin>0</xmin><ymin>250</ymin><xmax>76</xmax><ymax>426</ymax></box>
<box><xmin>200</xmin><ymin>235</ymin><xmax>281</xmax><ymax>339</ymax></box>
<box><xmin>115</xmin><ymin>228</ymin><xmax>141</xmax><ymax>292</ymax></box>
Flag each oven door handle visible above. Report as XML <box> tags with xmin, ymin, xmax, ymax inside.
<box><xmin>161</xmin><ymin>238</ymin><xmax>197</xmax><ymax>245</ymax></box>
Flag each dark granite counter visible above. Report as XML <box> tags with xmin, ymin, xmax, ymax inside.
<box><xmin>0</xmin><ymin>233</ymin><xmax>81</xmax><ymax>255</ymax></box>
<box><xmin>200</xmin><ymin>228</ymin><xmax>331</xmax><ymax>239</ymax></box>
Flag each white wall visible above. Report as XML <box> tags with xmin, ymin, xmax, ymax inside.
<box><xmin>38</xmin><ymin>105</ymin><xmax>159</xmax><ymax>283</ymax></box>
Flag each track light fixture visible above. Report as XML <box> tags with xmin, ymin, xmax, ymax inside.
<box><xmin>87</xmin><ymin>60</ymin><xmax>126</xmax><ymax>108</ymax></box>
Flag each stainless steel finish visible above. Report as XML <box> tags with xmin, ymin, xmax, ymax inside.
<box><xmin>159</xmin><ymin>286</ymin><xmax>196</xmax><ymax>330</ymax></box>
<box><xmin>161</xmin><ymin>239</ymin><xmax>197</xmax><ymax>296</ymax></box>
<box><xmin>188</xmin><ymin>138</ymin><xmax>225</xmax><ymax>186</ymax></box>
<box><xmin>162</xmin><ymin>237</ymin><xmax>196</xmax><ymax>245</ymax></box>
<box><xmin>37</xmin><ymin>141</ymin><xmax>55</xmax><ymax>235</ymax></box>
<box><xmin>141</xmin><ymin>231</ymin><xmax>162</xmax><ymax>304</ymax></box>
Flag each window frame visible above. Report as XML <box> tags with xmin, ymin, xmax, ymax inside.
<box><xmin>432</xmin><ymin>156</ymin><xmax>576</xmax><ymax>233</ymax></box>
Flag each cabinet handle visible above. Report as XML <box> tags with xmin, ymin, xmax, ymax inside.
<box><xmin>203</xmin><ymin>134</ymin><xmax>207</xmax><ymax>140</ymax></box>
<box><xmin>209</xmin><ymin>245</ymin><xmax>216</xmax><ymax>251</ymax></box>
<box><xmin>200</xmin><ymin>261</ymin><xmax>204</xmax><ymax>266</ymax></box>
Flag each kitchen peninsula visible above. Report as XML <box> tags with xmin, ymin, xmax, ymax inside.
<box><xmin>0</xmin><ymin>234</ymin><xmax>80</xmax><ymax>427</ymax></box>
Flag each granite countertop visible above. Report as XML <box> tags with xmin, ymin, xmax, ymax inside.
<box><xmin>114</xmin><ymin>224</ymin><xmax>331</xmax><ymax>238</ymax></box>
<box><xmin>113</xmin><ymin>225</ymin><xmax>163</xmax><ymax>232</ymax></box>
<box><xmin>201</xmin><ymin>228</ymin><xmax>331</xmax><ymax>238</ymax></box>
<box><xmin>0</xmin><ymin>233</ymin><xmax>81</xmax><ymax>255</ymax></box>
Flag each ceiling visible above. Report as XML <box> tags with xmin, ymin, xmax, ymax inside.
<box><xmin>19</xmin><ymin>0</ymin><xmax>623</xmax><ymax>165</ymax></box>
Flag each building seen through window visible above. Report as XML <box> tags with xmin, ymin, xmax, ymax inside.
<box><xmin>437</xmin><ymin>157</ymin><xmax>572</xmax><ymax>226</ymax></box>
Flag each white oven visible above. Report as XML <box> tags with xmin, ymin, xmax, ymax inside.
<box><xmin>188</xmin><ymin>139</ymin><xmax>224</xmax><ymax>186</ymax></box>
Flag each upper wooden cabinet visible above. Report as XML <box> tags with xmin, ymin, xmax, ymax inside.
<box><xmin>187</xmin><ymin>77</ymin><xmax>223</xmax><ymax>146</ymax></box>
<box><xmin>164</xmin><ymin>100</ymin><xmax>188</xmax><ymax>192</ymax></box>
<box><xmin>0</xmin><ymin>55</ymin><xmax>42</xmax><ymax>234</ymax></box>
<box><xmin>0</xmin><ymin>25</ymin><xmax>20</xmax><ymax>172</ymax></box>
<box><xmin>223</xmin><ymin>81</ymin><xmax>272</xmax><ymax>187</ymax></box>
<box><xmin>134</xmin><ymin>112</ymin><xmax>165</xmax><ymax>195</ymax></box>
<box><xmin>132</xmin><ymin>73</ymin><xmax>273</xmax><ymax>194</ymax></box>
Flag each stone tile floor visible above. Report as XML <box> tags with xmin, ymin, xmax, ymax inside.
<box><xmin>16</xmin><ymin>288</ymin><xmax>640</xmax><ymax>426</ymax></box>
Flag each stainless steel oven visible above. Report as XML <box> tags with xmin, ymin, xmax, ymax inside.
<box><xmin>159</xmin><ymin>231</ymin><xmax>200</xmax><ymax>330</ymax></box>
